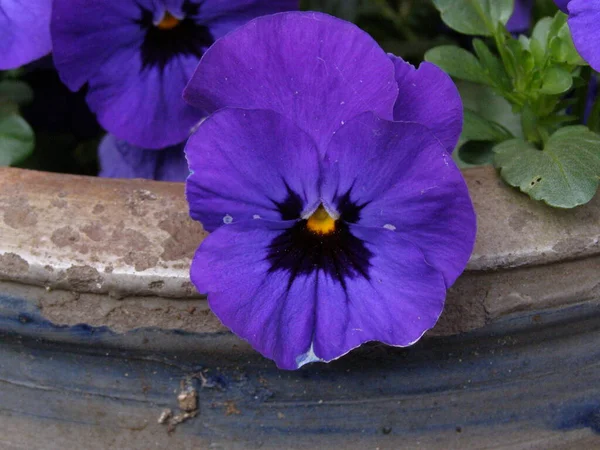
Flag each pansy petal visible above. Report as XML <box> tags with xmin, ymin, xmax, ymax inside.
<box><xmin>0</xmin><ymin>0</ymin><xmax>52</xmax><ymax>69</ymax></box>
<box><xmin>568</xmin><ymin>0</ymin><xmax>600</xmax><ymax>72</ymax></box>
<box><xmin>311</xmin><ymin>225</ymin><xmax>446</xmax><ymax>363</ymax></box>
<box><xmin>390</xmin><ymin>56</ymin><xmax>463</xmax><ymax>153</ymax></box>
<box><xmin>194</xmin><ymin>0</ymin><xmax>299</xmax><ymax>38</ymax></box>
<box><xmin>184</xmin><ymin>11</ymin><xmax>398</xmax><ymax>152</ymax></box>
<box><xmin>554</xmin><ymin>0</ymin><xmax>570</xmax><ymax>13</ymax></box>
<box><xmin>192</xmin><ymin>220</ymin><xmax>316</xmax><ymax>370</ymax></box>
<box><xmin>321</xmin><ymin>112</ymin><xmax>476</xmax><ymax>287</ymax></box>
<box><xmin>52</xmin><ymin>0</ymin><xmax>206</xmax><ymax>148</ymax></box>
<box><xmin>507</xmin><ymin>0</ymin><xmax>533</xmax><ymax>33</ymax></box>
<box><xmin>98</xmin><ymin>134</ymin><xmax>188</xmax><ymax>181</ymax></box>
<box><xmin>185</xmin><ymin>108</ymin><xmax>320</xmax><ymax>231</ymax></box>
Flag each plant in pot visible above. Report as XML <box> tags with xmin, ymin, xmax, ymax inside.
<box><xmin>0</xmin><ymin>0</ymin><xmax>599</xmax><ymax>447</ymax></box>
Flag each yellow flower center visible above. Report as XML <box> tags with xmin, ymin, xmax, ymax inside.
<box><xmin>306</xmin><ymin>205</ymin><xmax>336</xmax><ymax>235</ymax></box>
<box><xmin>157</xmin><ymin>12</ymin><xmax>180</xmax><ymax>30</ymax></box>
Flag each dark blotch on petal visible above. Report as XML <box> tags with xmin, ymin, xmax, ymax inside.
<box><xmin>267</xmin><ymin>220</ymin><xmax>373</xmax><ymax>290</ymax></box>
<box><xmin>137</xmin><ymin>1</ymin><xmax>214</xmax><ymax>72</ymax></box>
<box><xmin>272</xmin><ymin>183</ymin><xmax>305</xmax><ymax>220</ymax></box>
<box><xmin>335</xmin><ymin>190</ymin><xmax>368</xmax><ymax>223</ymax></box>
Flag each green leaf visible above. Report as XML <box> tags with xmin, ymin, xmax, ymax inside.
<box><xmin>456</xmin><ymin>140</ymin><xmax>495</xmax><ymax>167</ymax></box>
<box><xmin>0</xmin><ymin>80</ymin><xmax>34</xmax><ymax>106</ymax></box>
<box><xmin>462</xmin><ymin>109</ymin><xmax>513</xmax><ymax>142</ymax></box>
<box><xmin>458</xmin><ymin>81</ymin><xmax>523</xmax><ymax>138</ymax></box>
<box><xmin>432</xmin><ymin>0</ymin><xmax>514</xmax><ymax>36</ymax></box>
<box><xmin>472</xmin><ymin>39</ymin><xmax>509</xmax><ymax>89</ymax></box>
<box><xmin>425</xmin><ymin>46</ymin><xmax>488</xmax><ymax>84</ymax></box>
<box><xmin>0</xmin><ymin>111</ymin><xmax>35</xmax><ymax>166</ymax></box>
<box><xmin>540</xmin><ymin>67</ymin><xmax>573</xmax><ymax>94</ymax></box>
<box><xmin>494</xmin><ymin>126</ymin><xmax>600</xmax><ymax>208</ymax></box>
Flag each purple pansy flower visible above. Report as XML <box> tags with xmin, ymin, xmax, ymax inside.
<box><xmin>183</xmin><ymin>12</ymin><xmax>476</xmax><ymax>369</ymax></box>
<box><xmin>0</xmin><ymin>0</ymin><xmax>52</xmax><ymax>70</ymax></box>
<box><xmin>51</xmin><ymin>0</ymin><xmax>298</xmax><ymax>149</ymax></box>
<box><xmin>559</xmin><ymin>0</ymin><xmax>600</xmax><ymax>71</ymax></box>
<box><xmin>98</xmin><ymin>134</ymin><xmax>188</xmax><ymax>182</ymax></box>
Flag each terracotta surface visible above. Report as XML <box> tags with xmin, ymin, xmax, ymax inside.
<box><xmin>0</xmin><ymin>166</ymin><xmax>599</xmax><ymax>336</ymax></box>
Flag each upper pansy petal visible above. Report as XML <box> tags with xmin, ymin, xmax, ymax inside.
<box><xmin>0</xmin><ymin>0</ymin><xmax>52</xmax><ymax>69</ymax></box>
<box><xmin>321</xmin><ymin>112</ymin><xmax>476</xmax><ymax>287</ymax></box>
<box><xmin>568</xmin><ymin>0</ymin><xmax>600</xmax><ymax>72</ymax></box>
<box><xmin>311</xmin><ymin>224</ymin><xmax>446</xmax><ymax>364</ymax></box>
<box><xmin>191</xmin><ymin>220</ymin><xmax>316</xmax><ymax>370</ymax></box>
<box><xmin>184</xmin><ymin>11</ymin><xmax>398</xmax><ymax>152</ymax></box>
<box><xmin>185</xmin><ymin>108</ymin><xmax>321</xmax><ymax>231</ymax></box>
<box><xmin>98</xmin><ymin>134</ymin><xmax>189</xmax><ymax>182</ymax></box>
<box><xmin>390</xmin><ymin>56</ymin><xmax>463</xmax><ymax>153</ymax></box>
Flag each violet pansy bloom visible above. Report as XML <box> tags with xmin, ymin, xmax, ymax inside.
<box><xmin>0</xmin><ymin>0</ymin><xmax>52</xmax><ymax>70</ymax></box>
<box><xmin>184</xmin><ymin>12</ymin><xmax>476</xmax><ymax>369</ymax></box>
<box><xmin>51</xmin><ymin>0</ymin><xmax>298</xmax><ymax>149</ymax></box>
<box><xmin>559</xmin><ymin>0</ymin><xmax>600</xmax><ymax>72</ymax></box>
<box><xmin>98</xmin><ymin>134</ymin><xmax>188</xmax><ymax>182</ymax></box>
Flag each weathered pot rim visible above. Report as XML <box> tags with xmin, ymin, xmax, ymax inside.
<box><xmin>0</xmin><ymin>166</ymin><xmax>598</xmax><ymax>337</ymax></box>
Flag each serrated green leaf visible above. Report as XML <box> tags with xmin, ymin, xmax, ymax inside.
<box><xmin>540</xmin><ymin>67</ymin><xmax>573</xmax><ymax>94</ymax></box>
<box><xmin>425</xmin><ymin>46</ymin><xmax>488</xmax><ymax>84</ymax></box>
<box><xmin>494</xmin><ymin>126</ymin><xmax>600</xmax><ymax>208</ymax></box>
<box><xmin>472</xmin><ymin>39</ymin><xmax>510</xmax><ymax>88</ymax></box>
<box><xmin>432</xmin><ymin>0</ymin><xmax>514</xmax><ymax>36</ymax></box>
<box><xmin>0</xmin><ymin>112</ymin><xmax>35</xmax><ymax>166</ymax></box>
<box><xmin>462</xmin><ymin>109</ymin><xmax>513</xmax><ymax>142</ymax></box>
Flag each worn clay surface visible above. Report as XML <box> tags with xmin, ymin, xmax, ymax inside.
<box><xmin>0</xmin><ymin>166</ymin><xmax>599</xmax><ymax>336</ymax></box>
<box><xmin>0</xmin><ymin>168</ymin><xmax>207</xmax><ymax>299</ymax></box>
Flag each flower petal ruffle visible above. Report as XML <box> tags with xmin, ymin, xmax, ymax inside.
<box><xmin>321</xmin><ymin>112</ymin><xmax>476</xmax><ymax>287</ymax></box>
<box><xmin>98</xmin><ymin>134</ymin><xmax>188</xmax><ymax>181</ymax></box>
<box><xmin>390</xmin><ymin>56</ymin><xmax>463</xmax><ymax>153</ymax></box>
<box><xmin>185</xmin><ymin>108</ymin><xmax>320</xmax><ymax>231</ymax></box>
<box><xmin>568</xmin><ymin>0</ymin><xmax>600</xmax><ymax>72</ymax></box>
<box><xmin>311</xmin><ymin>224</ymin><xmax>446</xmax><ymax>364</ymax></box>
<box><xmin>0</xmin><ymin>0</ymin><xmax>52</xmax><ymax>69</ymax></box>
<box><xmin>184</xmin><ymin>11</ymin><xmax>398</xmax><ymax>152</ymax></box>
<box><xmin>191</xmin><ymin>219</ymin><xmax>317</xmax><ymax>370</ymax></box>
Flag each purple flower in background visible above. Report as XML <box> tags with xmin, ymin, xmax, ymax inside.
<box><xmin>98</xmin><ymin>134</ymin><xmax>188</xmax><ymax>182</ymax></box>
<box><xmin>0</xmin><ymin>0</ymin><xmax>52</xmax><ymax>70</ymax></box>
<box><xmin>51</xmin><ymin>0</ymin><xmax>298</xmax><ymax>149</ymax></box>
<box><xmin>507</xmin><ymin>0</ymin><xmax>533</xmax><ymax>33</ymax></box>
<box><xmin>555</xmin><ymin>0</ymin><xmax>570</xmax><ymax>13</ymax></box>
<box><xmin>559</xmin><ymin>0</ymin><xmax>600</xmax><ymax>71</ymax></box>
<box><xmin>184</xmin><ymin>12</ymin><xmax>476</xmax><ymax>369</ymax></box>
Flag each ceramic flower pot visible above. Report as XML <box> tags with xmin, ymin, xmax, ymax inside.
<box><xmin>0</xmin><ymin>165</ymin><xmax>599</xmax><ymax>448</ymax></box>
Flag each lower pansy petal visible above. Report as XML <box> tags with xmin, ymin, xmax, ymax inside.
<box><xmin>98</xmin><ymin>134</ymin><xmax>188</xmax><ymax>181</ymax></box>
<box><xmin>192</xmin><ymin>220</ymin><xmax>316</xmax><ymax>370</ymax></box>
<box><xmin>312</xmin><ymin>224</ymin><xmax>446</xmax><ymax>363</ymax></box>
<box><xmin>568</xmin><ymin>0</ymin><xmax>600</xmax><ymax>72</ymax></box>
<box><xmin>390</xmin><ymin>56</ymin><xmax>462</xmax><ymax>153</ymax></box>
<box><xmin>321</xmin><ymin>112</ymin><xmax>476</xmax><ymax>287</ymax></box>
<box><xmin>185</xmin><ymin>108</ymin><xmax>320</xmax><ymax>231</ymax></box>
<box><xmin>0</xmin><ymin>0</ymin><xmax>52</xmax><ymax>69</ymax></box>
<box><xmin>86</xmin><ymin>51</ymin><xmax>203</xmax><ymax>148</ymax></box>
<box><xmin>184</xmin><ymin>11</ymin><xmax>398</xmax><ymax>152</ymax></box>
